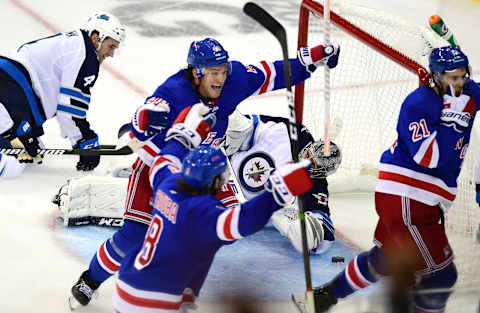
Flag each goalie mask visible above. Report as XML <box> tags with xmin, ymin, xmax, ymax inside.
<box><xmin>299</xmin><ymin>140</ymin><xmax>342</xmax><ymax>178</ymax></box>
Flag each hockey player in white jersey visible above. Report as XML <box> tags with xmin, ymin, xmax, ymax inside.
<box><xmin>225</xmin><ymin>110</ymin><xmax>341</xmax><ymax>255</ymax></box>
<box><xmin>0</xmin><ymin>12</ymin><xmax>126</xmax><ymax>178</ymax></box>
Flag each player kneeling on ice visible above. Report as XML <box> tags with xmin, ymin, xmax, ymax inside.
<box><xmin>225</xmin><ymin>110</ymin><xmax>341</xmax><ymax>255</ymax></box>
<box><xmin>292</xmin><ymin>46</ymin><xmax>480</xmax><ymax>313</ymax></box>
<box><xmin>0</xmin><ymin>12</ymin><xmax>126</xmax><ymax>178</ymax></box>
<box><xmin>113</xmin><ymin>139</ymin><xmax>314</xmax><ymax>312</ymax></box>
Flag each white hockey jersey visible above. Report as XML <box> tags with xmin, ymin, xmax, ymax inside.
<box><xmin>229</xmin><ymin>116</ymin><xmax>292</xmax><ymax>200</ymax></box>
<box><xmin>4</xmin><ymin>29</ymin><xmax>99</xmax><ymax>143</ymax></box>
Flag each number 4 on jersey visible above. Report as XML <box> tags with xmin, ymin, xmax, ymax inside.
<box><xmin>409</xmin><ymin>119</ymin><xmax>430</xmax><ymax>142</ymax></box>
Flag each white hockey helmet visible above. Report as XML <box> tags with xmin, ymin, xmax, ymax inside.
<box><xmin>84</xmin><ymin>12</ymin><xmax>126</xmax><ymax>46</ymax></box>
<box><xmin>224</xmin><ymin>110</ymin><xmax>254</xmax><ymax>156</ymax></box>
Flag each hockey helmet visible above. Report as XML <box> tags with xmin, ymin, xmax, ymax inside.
<box><xmin>182</xmin><ymin>146</ymin><xmax>229</xmax><ymax>189</ymax></box>
<box><xmin>84</xmin><ymin>12</ymin><xmax>126</xmax><ymax>46</ymax></box>
<box><xmin>187</xmin><ymin>38</ymin><xmax>232</xmax><ymax>78</ymax></box>
<box><xmin>429</xmin><ymin>46</ymin><xmax>470</xmax><ymax>76</ymax></box>
<box><xmin>299</xmin><ymin>140</ymin><xmax>342</xmax><ymax>178</ymax></box>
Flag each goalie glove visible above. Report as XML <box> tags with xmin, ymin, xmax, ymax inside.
<box><xmin>165</xmin><ymin>103</ymin><xmax>216</xmax><ymax>149</ymax></box>
<box><xmin>264</xmin><ymin>159</ymin><xmax>313</xmax><ymax>207</ymax></box>
<box><xmin>298</xmin><ymin>42</ymin><xmax>340</xmax><ymax>72</ymax></box>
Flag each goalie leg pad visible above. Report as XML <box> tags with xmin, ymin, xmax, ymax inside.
<box><xmin>54</xmin><ymin>175</ymin><xmax>128</xmax><ymax>226</ymax></box>
<box><xmin>271</xmin><ymin>207</ymin><xmax>335</xmax><ymax>254</ymax></box>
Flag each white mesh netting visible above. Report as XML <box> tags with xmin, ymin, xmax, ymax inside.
<box><xmin>297</xmin><ymin>0</ymin><xmax>480</xmax><ymax>309</ymax></box>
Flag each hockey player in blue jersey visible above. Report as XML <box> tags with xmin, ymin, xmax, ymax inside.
<box><xmin>68</xmin><ymin>36</ymin><xmax>341</xmax><ymax>307</ymax></box>
<box><xmin>225</xmin><ymin>110</ymin><xmax>340</xmax><ymax>255</ymax></box>
<box><xmin>0</xmin><ymin>12</ymin><xmax>126</xmax><ymax>178</ymax></box>
<box><xmin>302</xmin><ymin>46</ymin><xmax>480</xmax><ymax>313</ymax></box>
<box><xmin>113</xmin><ymin>110</ymin><xmax>314</xmax><ymax>313</ymax></box>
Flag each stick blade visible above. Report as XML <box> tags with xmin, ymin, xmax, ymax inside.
<box><xmin>291</xmin><ymin>293</ymin><xmax>307</xmax><ymax>313</ymax></box>
<box><xmin>243</xmin><ymin>2</ymin><xmax>286</xmax><ymax>41</ymax></box>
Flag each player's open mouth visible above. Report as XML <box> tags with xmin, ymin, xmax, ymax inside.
<box><xmin>212</xmin><ymin>85</ymin><xmax>222</xmax><ymax>90</ymax></box>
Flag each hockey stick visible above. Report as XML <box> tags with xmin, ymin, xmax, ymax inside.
<box><xmin>220</xmin><ymin>146</ymin><xmax>247</xmax><ymax>203</ymax></box>
<box><xmin>243</xmin><ymin>3</ymin><xmax>315</xmax><ymax>313</ymax></box>
<box><xmin>0</xmin><ymin>139</ymin><xmax>146</xmax><ymax>157</ymax></box>
<box><xmin>323</xmin><ymin>0</ymin><xmax>332</xmax><ymax>156</ymax></box>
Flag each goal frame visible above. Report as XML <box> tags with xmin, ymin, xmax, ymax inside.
<box><xmin>294</xmin><ymin>0</ymin><xmax>430</xmax><ymax>123</ymax></box>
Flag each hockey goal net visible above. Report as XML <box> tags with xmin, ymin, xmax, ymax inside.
<box><xmin>295</xmin><ymin>0</ymin><xmax>480</xmax><ymax>309</ymax></box>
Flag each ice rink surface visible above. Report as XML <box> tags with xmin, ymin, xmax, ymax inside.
<box><xmin>0</xmin><ymin>0</ymin><xmax>479</xmax><ymax>312</ymax></box>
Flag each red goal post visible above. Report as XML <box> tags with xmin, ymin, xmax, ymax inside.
<box><xmin>293</xmin><ymin>0</ymin><xmax>480</xmax><ymax>306</ymax></box>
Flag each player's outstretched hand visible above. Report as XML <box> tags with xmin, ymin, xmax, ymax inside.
<box><xmin>265</xmin><ymin>159</ymin><xmax>313</xmax><ymax>206</ymax></box>
<box><xmin>74</xmin><ymin>135</ymin><xmax>100</xmax><ymax>171</ymax></box>
<box><xmin>132</xmin><ymin>97</ymin><xmax>170</xmax><ymax>141</ymax></box>
<box><xmin>298</xmin><ymin>42</ymin><xmax>340</xmax><ymax>71</ymax></box>
<box><xmin>165</xmin><ymin>102</ymin><xmax>216</xmax><ymax>149</ymax></box>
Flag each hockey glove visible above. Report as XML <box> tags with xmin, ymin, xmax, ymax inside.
<box><xmin>12</xmin><ymin>136</ymin><xmax>43</xmax><ymax>164</ymax></box>
<box><xmin>476</xmin><ymin>184</ymin><xmax>480</xmax><ymax>207</ymax></box>
<box><xmin>298</xmin><ymin>42</ymin><xmax>340</xmax><ymax>72</ymax></box>
<box><xmin>264</xmin><ymin>159</ymin><xmax>313</xmax><ymax>206</ymax></box>
<box><xmin>165</xmin><ymin>103</ymin><xmax>216</xmax><ymax>149</ymax></box>
<box><xmin>74</xmin><ymin>135</ymin><xmax>100</xmax><ymax>171</ymax></box>
<box><xmin>131</xmin><ymin>97</ymin><xmax>170</xmax><ymax>141</ymax></box>
<box><xmin>440</xmin><ymin>86</ymin><xmax>470</xmax><ymax>133</ymax></box>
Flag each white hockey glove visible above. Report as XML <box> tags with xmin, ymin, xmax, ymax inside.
<box><xmin>165</xmin><ymin>103</ymin><xmax>216</xmax><ymax>150</ymax></box>
<box><xmin>271</xmin><ymin>208</ymin><xmax>334</xmax><ymax>254</ymax></box>
<box><xmin>132</xmin><ymin>97</ymin><xmax>170</xmax><ymax>141</ymax></box>
<box><xmin>440</xmin><ymin>86</ymin><xmax>471</xmax><ymax>132</ymax></box>
<box><xmin>298</xmin><ymin>42</ymin><xmax>340</xmax><ymax>72</ymax></box>
<box><xmin>264</xmin><ymin>160</ymin><xmax>313</xmax><ymax>206</ymax></box>
<box><xmin>224</xmin><ymin>110</ymin><xmax>254</xmax><ymax>156</ymax></box>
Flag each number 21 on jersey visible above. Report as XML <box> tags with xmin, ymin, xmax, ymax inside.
<box><xmin>409</xmin><ymin>118</ymin><xmax>430</xmax><ymax>142</ymax></box>
<box><xmin>134</xmin><ymin>215</ymin><xmax>163</xmax><ymax>270</ymax></box>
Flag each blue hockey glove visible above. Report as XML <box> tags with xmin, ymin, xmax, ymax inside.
<box><xmin>132</xmin><ymin>97</ymin><xmax>170</xmax><ymax>141</ymax></box>
<box><xmin>298</xmin><ymin>42</ymin><xmax>340</xmax><ymax>72</ymax></box>
<box><xmin>476</xmin><ymin>183</ymin><xmax>480</xmax><ymax>207</ymax></box>
<box><xmin>264</xmin><ymin>159</ymin><xmax>313</xmax><ymax>206</ymax></box>
<box><xmin>74</xmin><ymin>135</ymin><xmax>100</xmax><ymax>171</ymax></box>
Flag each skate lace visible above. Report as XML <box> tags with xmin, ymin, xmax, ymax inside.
<box><xmin>78</xmin><ymin>281</ymin><xmax>94</xmax><ymax>299</ymax></box>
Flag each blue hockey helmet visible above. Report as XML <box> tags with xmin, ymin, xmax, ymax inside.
<box><xmin>187</xmin><ymin>38</ymin><xmax>232</xmax><ymax>78</ymax></box>
<box><xmin>182</xmin><ymin>146</ymin><xmax>228</xmax><ymax>190</ymax></box>
<box><xmin>429</xmin><ymin>46</ymin><xmax>469</xmax><ymax>76</ymax></box>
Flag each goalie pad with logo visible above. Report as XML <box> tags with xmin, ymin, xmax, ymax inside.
<box><xmin>53</xmin><ymin>175</ymin><xmax>127</xmax><ymax>227</ymax></box>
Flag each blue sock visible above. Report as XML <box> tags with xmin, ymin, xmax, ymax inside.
<box><xmin>330</xmin><ymin>246</ymin><xmax>386</xmax><ymax>299</ymax></box>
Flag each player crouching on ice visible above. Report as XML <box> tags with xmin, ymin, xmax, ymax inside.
<box><xmin>293</xmin><ymin>46</ymin><xmax>480</xmax><ymax>313</ymax></box>
<box><xmin>0</xmin><ymin>12</ymin><xmax>126</xmax><ymax>178</ymax></box>
<box><xmin>112</xmin><ymin>113</ymin><xmax>314</xmax><ymax>312</ymax></box>
<box><xmin>225</xmin><ymin>110</ymin><xmax>341</xmax><ymax>255</ymax></box>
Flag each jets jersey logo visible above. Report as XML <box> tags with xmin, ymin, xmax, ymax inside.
<box><xmin>238</xmin><ymin>152</ymin><xmax>275</xmax><ymax>192</ymax></box>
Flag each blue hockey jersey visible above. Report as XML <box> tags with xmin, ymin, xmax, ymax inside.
<box><xmin>376</xmin><ymin>80</ymin><xmax>480</xmax><ymax>210</ymax></box>
<box><xmin>134</xmin><ymin>58</ymin><xmax>312</xmax><ymax>166</ymax></box>
<box><xmin>114</xmin><ymin>140</ymin><xmax>284</xmax><ymax>312</ymax></box>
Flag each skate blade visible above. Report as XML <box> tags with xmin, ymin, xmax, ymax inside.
<box><xmin>68</xmin><ymin>296</ymin><xmax>82</xmax><ymax>311</ymax></box>
<box><xmin>291</xmin><ymin>293</ymin><xmax>307</xmax><ymax>313</ymax></box>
